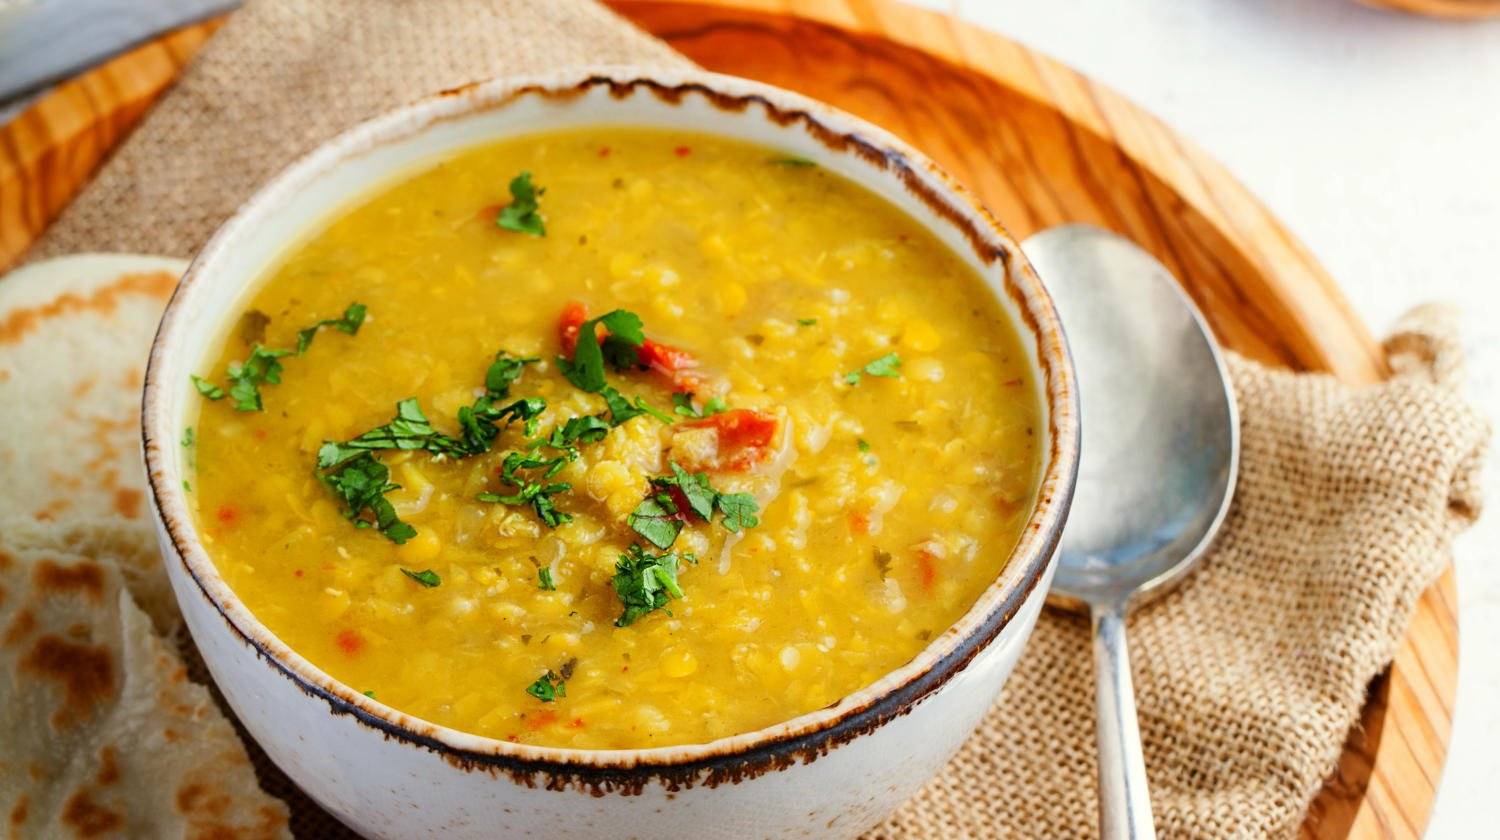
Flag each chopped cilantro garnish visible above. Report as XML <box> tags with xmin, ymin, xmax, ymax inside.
<box><xmin>477</xmin><ymin>450</ymin><xmax>573</xmax><ymax>527</ymax></box>
<box><xmin>497</xmin><ymin>171</ymin><xmax>546</xmax><ymax>237</ymax></box>
<box><xmin>544</xmin><ymin>414</ymin><xmax>611</xmax><ymax>460</ymax></box>
<box><xmin>716</xmin><ymin>492</ymin><xmax>760</xmax><ymax>533</ymax></box>
<box><xmin>769</xmin><ymin>156</ymin><xmax>817</xmax><ymax>167</ymax></box>
<box><xmin>857</xmin><ymin>438</ymin><xmax>871</xmax><ymax>453</ymax></box>
<box><xmin>362</xmin><ymin>690</ymin><xmax>377</xmax><ymax>699</ymax></box>
<box><xmin>317</xmin><ymin>398</ymin><xmax>470</xmax><ymax>468</ymax></box>
<box><xmin>296</xmin><ymin>302</ymin><xmax>366</xmax><ymax>354</ymax></box>
<box><xmin>559</xmin><ymin>309</ymin><xmax>645</xmax><ymax>394</ymax></box>
<box><xmin>401</xmin><ymin>568</ymin><xmax>441</xmax><ymax>587</ymax></box>
<box><xmin>526</xmin><ymin>670</ymin><xmax>566</xmax><ymax>702</ymax></box>
<box><xmin>633</xmin><ymin>397</ymin><xmax>675</xmax><ymax>424</ymax></box>
<box><xmin>843</xmin><ymin>352</ymin><xmax>902</xmax><ymax>386</ymax></box>
<box><xmin>613</xmin><ymin>544</ymin><xmax>691</xmax><ymax>627</ymax></box>
<box><xmin>318</xmin><ymin>452</ymin><xmax>417</xmax><ymax>544</ymax></box>
<box><xmin>628</xmin><ymin>462</ymin><xmax>760</xmax><ymax>547</ymax></box>
<box><xmin>226</xmin><ymin>345</ymin><xmax>292</xmax><ymax>411</ymax></box>
<box><xmin>191</xmin><ymin>376</ymin><xmax>224</xmax><ymax>400</ymax></box>
<box><xmin>797</xmin><ymin>318</ymin><xmax>818</xmax><ymax>327</ymax></box>
<box><xmin>182</xmin><ymin>480</ymin><xmax>192</xmax><ymax>493</ymax></box>
<box><xmin>538</xmin><ymin>567</ymin><xmax>556</xmax><ymax>590</ymax></box>
<box><xmin>627</xmin><ymin>492</ymin><xmax>684</xmax><ymax>550</ymax></box>
<box><xmin>181</xmin><ymin>427</ymin><xmax>195</xmax><ymax>448</ymax></box>
<box><xmin>483</xmin><ymin>351</ymin><xmax>538</xmax><ymax>396</ymax></box>
<box><xmin>672</xmin><ymin>392</ymin><xmax>727</xmax><ymax>419</ymax></box>
<box><xmin>194</xmin><ymin>304</ymin><xmax>366</xmax><ymax>408</ymax></box>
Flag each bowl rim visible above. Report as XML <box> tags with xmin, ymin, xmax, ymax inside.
<box><xmin>141</xmin><ymin>66</ymin><xmax>1079</xmax><ymax>783</ymax></box>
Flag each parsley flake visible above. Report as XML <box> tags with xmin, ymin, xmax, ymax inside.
<box><xmin>769</xmin><ymin>156</ymin><xmax>817</xmax><ymax>168</ymax></box>
<box><xmin>497</xmin><ymin>171</ymin><xmax>546</xmax><ymax>237</ymax></box>
<box><xmin>797</xmin><ymin>318</ymin><xmax>818</xmax><ymax>327</ymax></box>
<box><xmin>401</xmin><ymin>568</ymin><xmax>441</xmax><ymax>587</ymax></box>
<box><xmin>857</xmin><ymin>438</ymin><xmax>871</xmax><ymax>453</ymax></box>
<box><xmin>538</xmin><ymin>567</ymin><xmax>556</xmax><ymax>591</ymax></box>
<box><xmin>843</xmin><ymin>352</ymin><xmax>902</xmax><ymax>386</ymax></box>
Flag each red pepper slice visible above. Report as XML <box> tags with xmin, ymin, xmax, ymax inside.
<box><xmin>688</xmin><ymin>409</ymin><xmax>779</xmax><ymax>471</ymax></box>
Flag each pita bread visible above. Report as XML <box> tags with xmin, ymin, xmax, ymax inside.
<box><xmin>0</xmin><ymin>254</ymin><xmax>184</xmax><ymax>527</ymax></box>
<box><xmin>0</xmin><ymin>543</ymin><xmax>290</xmax><ymax>838</ymax></box>
<box><xmin>0</xmin><ymin>254</ymin><xmax>186</xmax><ymax>636</ymax></box>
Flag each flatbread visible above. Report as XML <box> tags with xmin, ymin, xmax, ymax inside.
<box><xmin>0</xmin><ymin>254</ymin><xmax>183</xmax><ymax>527</ymax></box>
<box><xmin>0</xmin><ymin>543</ymin><xmax>290</xmax><ymax>839</ymax></box>
<box><xmin>0</xmin><ymin>254</ymin><xmax>186</xmax><ymax>635</ymax></box>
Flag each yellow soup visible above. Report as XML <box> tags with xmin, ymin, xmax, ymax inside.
<box><xmin>189</xmin><ymin>129</ymin><xmax>1040</xmax><ymax>749</ymax></box>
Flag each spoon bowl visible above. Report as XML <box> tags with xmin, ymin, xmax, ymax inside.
<box><xmin>1021</xmin><ymin>224</ymin><xmax>1240</xmax><ymax>839</ymax></box>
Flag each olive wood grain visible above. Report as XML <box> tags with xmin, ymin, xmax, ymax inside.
<box><xmin>0</xmin><ymin>2</ymin><xmax>1455</xmax><ymax>838</ymax></box>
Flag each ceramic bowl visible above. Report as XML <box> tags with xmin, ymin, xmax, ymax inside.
<box><xmin>142</xmin><ymin>67</ymin><xmax>1078</xmax><ymax>839</ymax></box>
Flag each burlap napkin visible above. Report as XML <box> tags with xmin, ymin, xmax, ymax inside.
<box><xmin>25</xmin><ymin>2</ymin><xmax>1491</xmax><ymax>837</ymax></box>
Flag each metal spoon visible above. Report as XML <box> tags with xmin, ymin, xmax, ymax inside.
<box><xmin>1020</xmin><ymin>225</ymin><xmax>1240</xmax><ymax>840</ymax></box>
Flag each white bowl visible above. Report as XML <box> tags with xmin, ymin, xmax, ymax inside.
<box><xmin>142</xmin><ymin>67</ymin><xmax>1079</xmax><ymax>840</ymax></box>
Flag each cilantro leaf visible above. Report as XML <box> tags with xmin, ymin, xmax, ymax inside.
<box><xmin>318</xmin><ymin>398</ymin><xmax>470</xmax><ymax>468</ymax></box>
<box><xmin>613</xmin><ymin>544</ymin><xmax>690</xmax><ymax>627</ymax></box>
<box><xmin>769</xmin><ymin>156</ymin><xmax>817</xmax><ymax>167</ymax></box>
<box><xmin>497</xmin><ymin>171</ymin><xmax>546</xmax><ymax>237</ymax></box>
<box><xmin>560</xmin><ymin>309</ymin><xmax>644</xmax><ymax>394</ymax></box>
<box><xmin>716</xmin><ymin>492</ymin><xmax>760</xmax><ymax>533</ymax></box>
<box><xmin>672</xmin><ymin>392</ymin><xmax>727</xmax><ymax>419</ymax></box>
<box><xmin>797</xmin><ymin>318</ymin><xmax>818</xmax><ymax>327</ymax></box>
<box><xmin>296</xmin><ymin>302</ymin><xmax>366</xmax><ymax>354</ymax></box>
<box><xmin>226</xmin><ymin>346</ymin><xmax>292</xmax><ymax>411</ymax></box>
<box><xmin>633</xmin><ymin>397</ymin><xmax>675</xmax><ymax>424</ymax></box>
<box><xmin>538</xmin><ymin>567</ymin><xmax>556</xmax><ymax>590</ymax></box>
<box><xmin>181</xmin><ymin>427</ymin><xmax>195</xmax><ymax>448</ymax></box>
<box><xmin>191</xmin><ymin>375</ymin><xmax>225</xmax><ymax>400</ymax></box>
<box><xmin>857</xmin><ymin>438</ymin><xmax>871</xmax><ymax>453</ymax></box>
<box><xmin>632</xmin><ymin>462</ymin><xmax>761</xmax><ymax>545</ymax></box>
<box><xmin>477</xmin><ymin>450</ymin><xmax>573</xmax><ymax>527</ymax></box>
<box><xmin>843</xmin><ymin>352</ymin><xmax>902</xmax><ymax>386</ymax></box>
<box><xmin>656</xmin><ymin>462</ymin><xmax>717</xmax><ymax>520</ymax></box>
<box><xmin>596</xmin><ymin>386</ymin><xmax>642</xmax><ymax>426</ymax></box>
<box><xmin>484</xmin><ymin>351</ymin><xmax>539</xmax><ymax>396</ymax></box>
<box><xmin>525</xmin><ymin>670</ymin><xmax>566</xmax><ymax>702</ymax></box>
<box><xmin>401</xmin><ymin>568</ymin><xmax>441</xmax><ymax>587</ymax></box>
<box><xmin>318</xmin><ymin>452</ymin><xmax>417</xmax><ymax>543</ymax></box>
<box><xmin>627</xmin><ymin>494</ymin><xmax>684</xmax><ymax>550</ymax></box>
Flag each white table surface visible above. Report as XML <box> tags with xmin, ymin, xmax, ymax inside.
<box><xmin>904</xmin><ymin>0</ymin><xmax>1498</xmax><ymax>834</ymax></box>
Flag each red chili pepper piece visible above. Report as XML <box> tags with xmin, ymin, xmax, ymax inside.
<box><xmin>688</xmin><ymin>409</ymin><xmax>778</xmax><ymax>471</ymax></box>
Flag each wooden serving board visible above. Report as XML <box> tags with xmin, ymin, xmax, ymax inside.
<box><xmin>0</xmin><ymin>1</ymin><xmax>1455</xmax><ymax>837</ymax></box>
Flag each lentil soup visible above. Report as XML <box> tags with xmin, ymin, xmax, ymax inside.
<box><xmin>187</xmin><ymin>128</ymin><xmax>1041</xmax><ymax>749</ymax></box>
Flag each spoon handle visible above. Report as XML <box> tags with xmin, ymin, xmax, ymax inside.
<box><xmin>1090</xmin><ymin>604</ymin><xmax>1158</xmax><ymax>840</ymax></box>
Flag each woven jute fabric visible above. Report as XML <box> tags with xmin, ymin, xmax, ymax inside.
<box><xmin>26</xmin><ymin>2</ymin><xmax>1491</xmax><ymax>838</ymax></box>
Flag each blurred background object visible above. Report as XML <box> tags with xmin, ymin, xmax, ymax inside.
<box><xmin>0</xmin><ymin>0</ymin><xmax>236</xmax><ymax>117</ymax></box>
<box><xmin>1358</xmin><ymin>0</ymin><xmax>1500</xmax><ymax>20</ymax></box>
